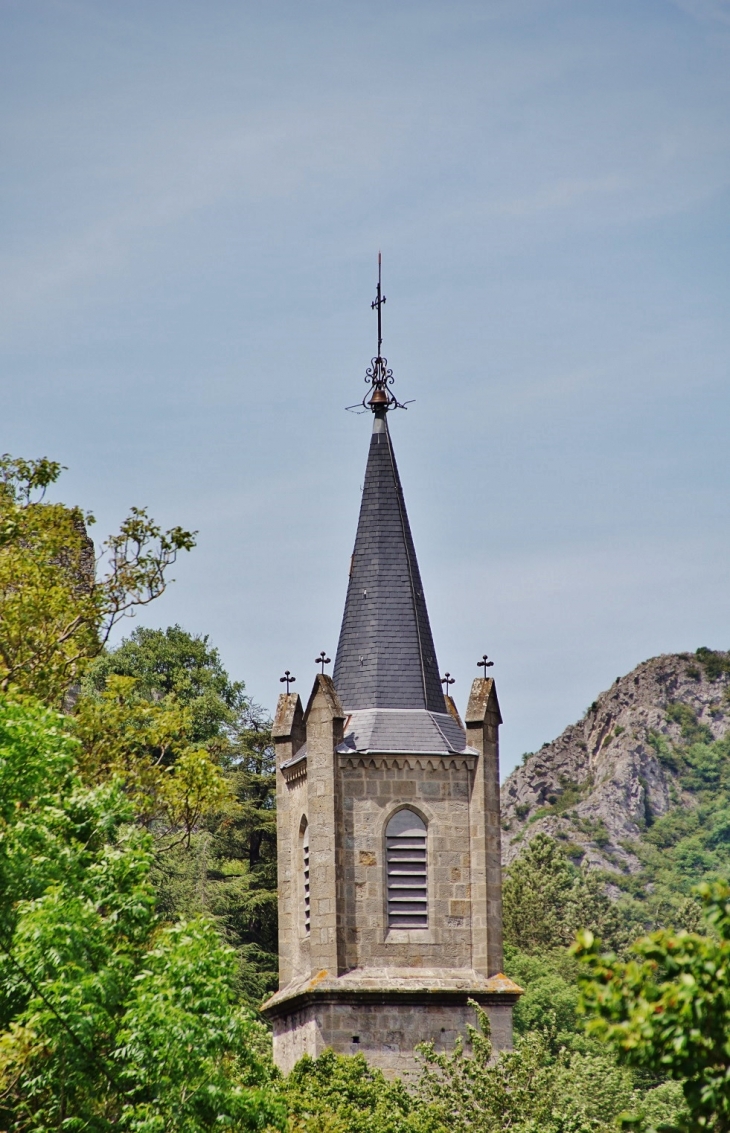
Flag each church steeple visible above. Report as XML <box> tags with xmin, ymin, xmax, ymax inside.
<box><xmin>334</xmin><ymin>255</ymin><xmax>445</xmax><ymax>714</ymax></box>
<box><xmin>262</xmin><ymin>260</ymin><xmax>520</xmax><ymax>1078</ymax></box>
<box><xmin>333</xmin><ymin>409</ymin><xmax>445</xmax><ymax>713</ymax></box>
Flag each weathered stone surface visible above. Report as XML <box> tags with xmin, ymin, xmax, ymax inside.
<box><xmin>501</xmin><ymin>652</ymin><xmax>730</xmax><ymax>875</ymax></box>
<box><xmin>263</xmin><ymin>673</ymin><xmax>518</xmax><ymax>1077</ymax></box>
<box><xmin>271</xmin><ymin>997</ymin><xmax>516</xmax><ymax>1078</ymax></box>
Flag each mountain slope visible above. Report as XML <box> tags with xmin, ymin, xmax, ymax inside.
<box><xmin>500</xmin><ymin>650</ymin><xmax>730</xmax><ymax>897</ymax></box>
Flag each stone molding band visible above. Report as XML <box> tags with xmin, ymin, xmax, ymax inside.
<box><xmin>262</xmin><ymin>985</ymin><xmax>521</xmax><ymax>1020</ymax></box>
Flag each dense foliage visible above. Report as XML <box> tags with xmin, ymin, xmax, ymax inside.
<box><xmin>280</xmin><ymin>1006</ymin><xmax>687</xmax><ymax>1133</ymax></box>
<box><xmin>575</xmin><ymin>880</ymin><xmax>730</xmax><ymax>1131</ymax></box>
<box><xmin>498</xmin><ymin>836</ymin><xmax>689</xmax><ymax>1131</ymax></box>
<box><xmin>0</xmin><ymin>694</ymin><xmax>283</xmax><ymax>1132</ymax></box>
<box><xmin>503</xmin><ymin>832</ymin><xmax>640</xmax><ymax>954</ymax></box>
<box><xmin>283</xmin><ymin>1050</ymin><xmax>427</xmax><ymax>1133</ymax></box>
<box><xmin>79</xmin><ymin>626</ymin><xmax>279</xmax><ymax>1002</ymax></box>
<box><xmin>0</xmin><ymin>455</ymin><xmax>195</xmax><ymax>705</ymax></box>
<box><xmin>619</xmin><ymin>727</ymin><xmax>730</xmax><ymax>925</ymax></box>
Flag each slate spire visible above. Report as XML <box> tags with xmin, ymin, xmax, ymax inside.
<box><xmin>333</xmin><ymin>408</ymin><xmax>446</xmax><ymax>713</ymax></box>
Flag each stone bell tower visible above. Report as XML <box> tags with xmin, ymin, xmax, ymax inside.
<box><xmin>261</xmin><ymin>264</ymin><xmax>520</xmax><ymax>1077</ymax></box>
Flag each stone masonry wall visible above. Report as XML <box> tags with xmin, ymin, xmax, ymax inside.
<box><xmin>267</xmin><ymin>676</ymin><xmax>514</xmax><ymax>1077</ymax></box>
<box><xmin>282</xmin><ymin>770</ymin><xmax>310</xmax><ymax>982</ymax></box>
<box><xmin>339</xmin><ymin>754</ymin><xmax>475</xmax><ymax>971</ymax></box>
<box><xmin>272</xmin><ymin>1001</ymin><xmax>514</xmax><ymax>1078</ymax></box>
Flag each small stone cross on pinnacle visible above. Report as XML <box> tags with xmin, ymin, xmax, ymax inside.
<box><xmin>315</xmin><ymin>651</ymin><xmax>331</xmax><ymax>674</ymax></box>
<box><xmin>478</xmin><ymin>655</ymin><xmax>494</xmax><ymax>677</ymax></box>
<box><xmin>279</xmin><ymin>670</ymin><xmax>296</xmax><ymax>693</ymax></box>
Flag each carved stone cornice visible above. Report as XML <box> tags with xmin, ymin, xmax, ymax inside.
<box><xmin>339</xmin><ymin>752</ymin><xmax>477</xmax><ymax>772</ymax></box>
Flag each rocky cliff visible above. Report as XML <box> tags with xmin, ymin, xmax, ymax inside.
<box><xmin>500</xmin><ymin>650</ymin><xmax>730</xmax><ymax>879</ymax></box>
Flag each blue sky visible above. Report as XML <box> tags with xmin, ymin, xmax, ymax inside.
<box><xmin>2</xmin><ymin>0</ymin><xmax>730</xmax><ymax>776</ymax></box>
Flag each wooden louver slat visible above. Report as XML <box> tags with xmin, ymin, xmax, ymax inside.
<box><xmin>386</xmin><ymin>810</ymin><xmax>427</xmax><ymax>928</ymax></box>
<box><xmin>303</xmin><ymin>825</ymin><xmax>310</xmax><ymax>933</ymax></box>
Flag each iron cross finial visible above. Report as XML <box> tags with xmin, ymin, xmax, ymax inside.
<box><xmin>441</xmin><ymin>672</ymin><xmax>455</xmax><ymax>694</ymax></box>
<box><xmin>478</xmin><ymin>654</ymin><xmax>494</xmax><ymax>677</ymax></box>
<box><xmin>315</xmin><ymin>651</ymin><xmax>331</xmax><ymax>674</ymax></box>
<box><xmin>371</xmin><ymin>251</ymin><xmax>386</xmax><ymax>357</ymax></box>
<box><xmin>279</xmin><ymin>670</ymin><xmax>296</xmax><ymax>693</ymax></box>
<box><xmin>345</xmin><ymin>253</ymin><xmax>410</xmax><ymax>415</ymax></box>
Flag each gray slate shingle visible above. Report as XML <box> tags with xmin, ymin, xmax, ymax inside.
<box><xmin>337</xmin><ymin>709</ymin><xmax>469</xmax><ymax>755</ymax></box>
<box><xmin>332</xmin><ymin>412</ymin><xmax>446</xmax><ymax>713</ymax></box>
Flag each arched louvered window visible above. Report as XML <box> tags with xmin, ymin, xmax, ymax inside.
<box><xmin>302</xmin><ymin>823</ymin><xmax>310</xmax><ymax>933</ymax></box>
<box><xmin>386</xmin><ymin>809</ymin><xmax>428</xmax><ymax>929</ymax></box>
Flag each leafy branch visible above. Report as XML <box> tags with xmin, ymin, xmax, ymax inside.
<box><xmin>0</xmin><ymin>455</ymin><xmax>196</xmax><ymax>703</ymax></box>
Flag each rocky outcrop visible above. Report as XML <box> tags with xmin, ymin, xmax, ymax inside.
<box><xmin>500</xmin><ymin>651</ymin><xmax>730</xmax><ymax>876</ymax></box>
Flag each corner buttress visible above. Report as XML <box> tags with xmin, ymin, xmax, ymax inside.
<box><xmin>465</xmin><ymin>677</ymin><xmax>504</xmax><ymax>978</ymax></box>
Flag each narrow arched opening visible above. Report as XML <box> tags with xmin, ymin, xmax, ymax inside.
<box><xmin>301</xmin><ymin>820</ymin><xmax>310</xmax><ymax>934</ymax></box>
<box><xmin>385</xmin><ymin>809</ymin><xmax>428</xmax><ymax>928</ymax></box>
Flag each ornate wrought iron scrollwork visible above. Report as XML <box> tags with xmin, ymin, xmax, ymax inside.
<box><xmin>360</xmin><ymin>353</ymin><xmax>408</xmax><ymax>413</ymax></box>
<box><xmin>365</xmin><ymin>355</ymin><xmax>394</xmax><ymax>388</ymax></box>
<box><xmin>346</xmin><ymin>254</ymin><xmax>412</xmax><ymax>414</ymax></box>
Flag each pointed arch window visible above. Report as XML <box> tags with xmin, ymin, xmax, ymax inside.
<box><xmin>302</xmin><ymin>822</ymin><xmax>310</xmax><ymax>933</ymax></box>
<box><xmin>386</xmin><ymin>810</ymin><xmax>428</xmax><ymax>928</ymax></box>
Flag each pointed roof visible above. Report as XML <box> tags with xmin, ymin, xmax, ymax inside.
<box><xmin>333</xmin><ymin>411</ymin><xmax>446</xmax><ymax>714</ymax></box>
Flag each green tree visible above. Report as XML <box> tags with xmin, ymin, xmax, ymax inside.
<box><xmin>283</xmin><ymin>1049</ymin><xmax>432</xmax><ymax>1133</ymax></box>
<box><xmin>504</xmin><ymin>945</ymin><xmax>582</xmax><ymax>1048</ymax></box>
<box><xmin>503</xmin><ymin>833</ymin><xmax>633</xmax><ymax>953</ymax></box>
<box><xmin>575</xmin><ymin>880</ymin><xmax>730</xmax><ymax>1131</ymax></box>
<box><xmin>416</xmin><ymin>1004</ymin><xmax>643</xmax><ymax>1133</ymax></box>
<box><xmin>80</xmin><ymin>627</ymin><xmax>279</xmax><ymax>1003</ymax></box>
<box><xmin>0</xmin><ymin>455</ymin><xmax>195</xmax><ymax>705</ymax></box>
<box><xmin>83</xmin><ymin>624</ymin><xmax>245</xmax><ymax>744</ymax></box>
<box><xmin>0</xmin><ymin>692</ymin><xmax>283</xmax><ymax>1132</ymax></box>
<box><xmin>71</xmin><ymin>672</ymin><xmax>233</xmax><ymax>841</ymax></box>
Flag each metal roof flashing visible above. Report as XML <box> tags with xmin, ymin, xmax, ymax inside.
<box><xmin>279</xmin><ymin>744</ymin><xmax>307</xmax><ymax>770</ymax></box>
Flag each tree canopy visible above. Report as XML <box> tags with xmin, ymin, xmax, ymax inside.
<box><xmin>78</xmin><ymin>625</ymin><xmax>279</xmax><ymax>1003</ymax></box>
<box><xmin>0</xmin><ymin>455</ymin><xmax>195</xmax><ymax>704</ymax></box>
<box><xmin>575</xmin><ymin>880</ymin><xmax>730</xmax><ymax>1131</ymax></box>
<box><xmin>503</xmin><ymin>832</ymin><xmax>638</xmax><ymax>954</ymax></box>
<box><xmin>0</xmin><ymin>693</ymin><xmax>283</xmax><ymax>1132</ymax></box>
